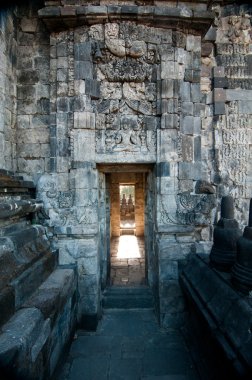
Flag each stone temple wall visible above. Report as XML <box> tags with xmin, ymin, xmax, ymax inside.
<box><xmin>0</xmin><ymin>0</ymin><xmax>251</xmax><ymax>328</ymax></box>
<box><xmin>0</xmin><ymin>7</ymin><xmax>17</xmax><ymax>171</ymax></box>
<box><xmin>16</xmin><ymin>1</ymin><xmax>51</xmax><ymax>183</ymax></box>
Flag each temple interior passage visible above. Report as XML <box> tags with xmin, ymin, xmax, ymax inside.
<box><xmin>110</xmin><ymin>236</ymin><xmax>145</xmax><ymax>286</ymax></box>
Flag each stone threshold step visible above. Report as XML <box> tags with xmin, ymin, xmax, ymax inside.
<box><xmin>104</xmin><ymin>286</ymin><xmax>151</xmax><ymax>294</ymax></box>
<box><xmin>102</xmin><ymin>286</ymin><xmax>154</xmax><ymax>309</ymax></box>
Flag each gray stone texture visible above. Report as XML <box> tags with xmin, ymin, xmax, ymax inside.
<box><xmin>0</xmin><ymin>4</ymin><xmax>252</xmax><ymax>378</ymax></box>
<box><xmin>0</xmin><ymin>171</ymin><xmax>77</xmax><ymax>379</ymax></box>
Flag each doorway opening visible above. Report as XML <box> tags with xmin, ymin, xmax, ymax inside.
<box><xmin>110</xmin><ymin>174</ymin><xmax>145</xmax><ymax>286</ymax></box>
<box><xmin>97</xmin><ymin>164</ymin><xmax>154</xmax><ymax>289</ymax></box>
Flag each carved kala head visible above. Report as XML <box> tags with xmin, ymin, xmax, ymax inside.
<box><xmin>105</xmin><ymin>23</ymin><xmax>119</xmax><ymax>40</ymax></box>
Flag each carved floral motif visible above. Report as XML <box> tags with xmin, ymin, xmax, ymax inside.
<box><xmin>100</xmin><ymin>59</ymin><xmax>151</xmax><ymax>82</ymax></box>
<box><xmin>160</xmin><ymin>193</ymin><xmax>216</xmax><ymax>226</ymax></box>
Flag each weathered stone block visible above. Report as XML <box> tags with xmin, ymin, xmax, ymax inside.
<box><xmin>213</xmin><ymin>77</ymin><xmax>228</xmax><ymax>88</ymax></box>
<box><xmin>11</xmin><ymin>252</ymin><xmax>56</xmax><ymax>308</ymax></box>
<box><xmin>0</xmin><ymin>287</ymin><xmax>15</xmax><ymax>327</ymax></box>
<box><xmin>191</xmin><ymin>83</ymin><xmax>201</xmax><ymax>102</ymax></box>
<box><xmin>74</xmin><ymin>42</ymin><xmax>92</xmax><ymax>61</ymax></box>
<box><xmin>85</xmin><ymin>79</ymin><xmax>100</xmax><ymax>99</ymax></box>
<box><xmin>158</xmin><ymin>129</ymin><xmax>178</xmax><ymax>162</ymax></box>
<box><xmin>161</xmin><ymin>79</ymin><xmax>173</xmax><ymax>99</ymax></box>
<box><xmin>18</xmin><ymin>70</ymin><xmax>39</xmax><ymax>85</ymax></box>
<box><xmin>201</xmin><ymin>42</ymin><xmax>213</xmax><ymax>57</ymax></box>
<box><xmin>186</xmin><ymin>35</ymin><xmax>201</xmax><ymax>52</ymax></box>
<box><xmin>239</xmin><ymin>101</ymin><xmax>252</xmax><ymax>114</ymax></box>
<box><xmin>78</xmin><ymin>257</ymin><xmax>98</xmax><ymax>276</ymax></box>
<box><xmin>156</xmin><ymin>162</ymin><xmax>170</xmax><ymax>178</ymax></box>
<box><xmin>182</xmin><ymin>135</ymin><xmax>193</xmax><ymax>162</ymax></box>
<box><xmin>181</xmin><ymin>102</ymin><xmax>193</xmax><ymax>115</ymax></box>
<box><xmin>17</xmin><ymin>129</ymin><xmax>49</xmax><ymax>144</ymax></box>
<box><xmin>57</xmin><ymin>97</ymin><xmax>70</xmax><ymax>112</ymax></box>
<box><xmin>161</xmin><ymin>99</ymin><xmax>169</xmax><ymax>114</ymax></box>
<box><xmin>181</xmin><ymin>116</ymin><xmax>194</xmax><ymax>135</ymax></box>
<box><xmin>38</xmin><ymin>6</ymin><xmax>60</xmax><ymax>17</ymax></box>
<box><xmin>70</xmin><ymin>165</ymin><xmax>98</xmax><ymax>190</ymax></box>
<box><xmin>178</xmin><ymin>162</ymin><xmax>202</xmax><ymax>180</ymax></box>
<box><xmin>20</xmin><ymin>17</ymin><xmax>37</xmax><ymax>33</ymax></box>
<box><xmin>24</xmin><ymin>269</ymin><xmax>75</xmax><ymax>320</ymax></box>
<box><xmin>180</xmin><ymin>81</ymin><xmax>190</xmax><ymax>101</ymax></box>
<box><xmin>161</xmin><ymin>61</ymin><xmax>178</xmax><ymax>80</ymax></box>
<box><xmin>213</xmin><ymin>66</ymin><xmax>225</xmax><ymax>78</ymax></box>
<box><xmin>74</xmin><ymin>112</ymin><xmax>95</xmax><ymax>129</ymax></box>
<box><xmin>161</xmin><ymin>114</ymin><xmax>178</xmax><ymax>129</ymax></box>
<box><xmin>57</xmin><ymin>43</ymin><xmax>68</xmax><ymax>57</ymax></box>
<box><xmin>179</xmin><ymin>180</ymin><xmax>193</xmax><ymax>193</ymax></box>
<box><xmin>144</xmin><ymin>116</ymin><xmax>157</xmax><ymax>131</ymax></box>
<box><xmin>204</xmin><ymin>26</ymin><xmax>216</xmax><ymax>41</ymax></box>
<box><xmin>160</xmin><ymin>260</ymin><xmax>178</xmax><ymax>281</ymax></box>
<box><xmin>226</xmin><ymin>90</ymin><xmax>252</xmax><ymax>101</ymax></box>
<box><xmin>60</xmin><ymin>6</ymin><xmax>76</xmax><ymax>16</ymax></box>
<box><xmin>214</xmin><ymin>102</ymin><xmax>225</xmax><ymax>115</ymax></box>
<box><xmin>194</xmin><ymin>136</ymin><xmax>201</xmax><ymax>161</ymax></box>
<box><xmin>17</xmin><ymin>115</ymin><xmax>30</xmax><ymax>129</ymax></box>
<box><xmin>214</xmin><ymin>88</ymin><xmax>226</xmax><ymax>102</ymax></box>
<box><xmin>71</xmin><ymin>129</ymin><xmax>95</xmax><ymax>162</ymax></box>
<box><xmin>57</xmin><ymin>68</ymin><xmax>68</xmax><ymax>82</ymax></box>
<box><xmin>75</xmin><ymin>61</ymin><xmax>93</xmax><ymax>80</ymax></box>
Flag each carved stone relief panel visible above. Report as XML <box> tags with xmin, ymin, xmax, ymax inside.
<box><xmin>216</xmin><ymin>101</ymin><xmax>251</xmax><ymax>197</ymax></box>
<box><xmin>159</xmin><ymin>192</ymin><xmax>216</xmax><ymax>227</ymax></box>
<box><xmin>96</xmin><ymin>114</ymin><xmax>155</xmax><ymax>155</ymax></box>
<box><xmin>85</xmin><ymin>21</ymin><xmax>159</xmax><ymax>160</ymax></box>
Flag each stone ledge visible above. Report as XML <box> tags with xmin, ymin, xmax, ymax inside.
<box><xmin>38</xmin><ymin>5</ymin><xmax>214</xmax><ymax>35</ymax></box>
<box><xmin>180</xmin><ymin>254</ymin><xmax>252</xmax><ymax>378</ymax></box>
<box><xmin>0</xmin><ymin>268</ymin><xmax>77</xmax><ymax>379</ymax></box>
<box><xmin>24</xmin><ymin>268</ymin><xmax>76</xmax><ymax>322</ymax></box>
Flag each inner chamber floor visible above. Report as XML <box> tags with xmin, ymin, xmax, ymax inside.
<box><xmin>110</xmin><ymin>235</ymin><xmax>145</xmax><ymax>286</ymax></box>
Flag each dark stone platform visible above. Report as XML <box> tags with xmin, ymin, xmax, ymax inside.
<box><xmin>180</xmin><ymin>254</ymin><xmax>252</xmax><ymax>379</ymax></box>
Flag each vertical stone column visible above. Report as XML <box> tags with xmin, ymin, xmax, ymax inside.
<box><xmin>135</xmin><ymin>173</ymin><xmax>145</xmax><ymax>236</ymax></box>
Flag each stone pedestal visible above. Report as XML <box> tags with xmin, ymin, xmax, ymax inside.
<box><xmin>210</xmin><ymin>196</ymin><xmax>242</xmax><ymax>271</ymax></box>
<box><xmin>232</xmin><ymin>199</ymin><xmax>252</xmax><ymax>294</ymax></box>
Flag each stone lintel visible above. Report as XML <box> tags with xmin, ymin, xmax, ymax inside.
<box><xmin>38</xmin><ymin>6</ymin><xmax>214</xmax><ymax>35</ymax></box>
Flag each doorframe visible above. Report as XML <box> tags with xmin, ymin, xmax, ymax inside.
<box><xmin>97</xmin><ymin>163</ymin><xmax>154</xmax><ymax>288</ymax></box>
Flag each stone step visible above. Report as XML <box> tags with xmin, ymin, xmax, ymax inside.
<box><xmin>0</xmin><ymin>250</ymin><xmax>58</xmax><ymax>328</ymax></box>
<box><xmin>0</xmin><ymin>267</ymin><xmax>77</xmax><ymax>380</ymax></box>
<box><xmin>102</xmin><ymin>286</ymin><xmax>154</xmax><ymax>309</ymax></box>
<box><xmin>120</xmin><ymin>228</ymin><xmax>135</xmax><ymax>235</ymax></box>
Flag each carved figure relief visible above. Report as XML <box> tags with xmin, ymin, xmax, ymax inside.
<box><xmin>216</xmin><ymin>101</ymin><xmax>250</xmax><ymax>197</ymax></box>
<box><xmin>58</xmin><ymin>191</ymin><xmax>74</xmax><ymax>208</ymax></box>
<box><xmin>87</xmin><ymin>22</ymin><xmax>158</xmax><ymax>156</ymax></box>
<box><xmin>104</xmin><ymin>23</ymin><xmax>147</xmax><ymax>59</ymax></box>
<box><xmin>96</xmin><ymin>115</ymin><xmax>152</xmax><ymax>154</ymax></box>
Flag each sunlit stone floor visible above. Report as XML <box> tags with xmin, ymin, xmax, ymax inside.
<box><xmin>110</xmin><ymin>236</ymin><xmax>145</xmax><ymax>286</ymax></box>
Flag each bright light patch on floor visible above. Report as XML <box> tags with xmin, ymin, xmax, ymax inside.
<box><xmin>117</xmin><ymin>235</ymin><xmax>141</xmax><ymax>259</ymax></box>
